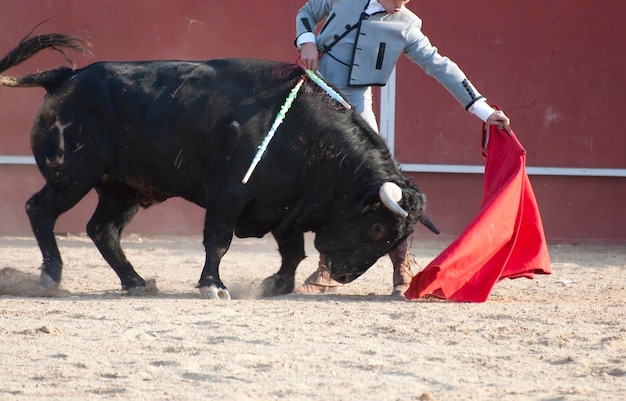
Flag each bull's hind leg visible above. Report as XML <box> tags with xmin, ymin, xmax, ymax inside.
<box><xmin>260</xmin><ymin>231</ymin><xmax>305</xmax><ymax>296</ymax></box>
<box><xmin>26</xmin><ymin>183</ymin><xmax>92</xmax><ymax>288</ymax></box>
<box><xmin>86</xmin><ymin>181</ymin><xmax>145</xmax><ymax>295</ymax></box>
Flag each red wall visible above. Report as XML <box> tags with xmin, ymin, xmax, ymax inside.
<box><xmin>1</xmin><ymin>1</ymin><xmax>625</xmax><ymax>243</ymax></box>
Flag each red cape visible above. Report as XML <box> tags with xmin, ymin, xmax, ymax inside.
<box><xmin>404</xmin><ymin>123</ymin><xmax>551</xmax><ymax>302</ymax></box>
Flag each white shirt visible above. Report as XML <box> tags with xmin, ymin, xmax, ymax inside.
<box><xmin>365</xmin><ymin>0</ymin><xmax>384</xmax><ymax>15</ymax></box>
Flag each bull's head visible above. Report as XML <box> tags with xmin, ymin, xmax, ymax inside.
<box><xmin>314</xmin><ymin>181</ymin><xmax>438</xmax><ymax>284</ymax></box>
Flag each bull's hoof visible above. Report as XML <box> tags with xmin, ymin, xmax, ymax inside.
<box><xmin>260</xmin><ymin>274</ymin><xmax>293</xmax><ymax>297</ymax></box>
<box><xmin>40</xmin><ymin>271</ymin><xmax>60</xmax><ymax>290</ymax></box>
<box><xmin>126</xmin><ymin>286</ymin><xmax>146</xmax><ymax>296</ymax></box>
<box><xmin>199</xmin><ymin>285</ymin><xmax>231</xmax><ymax>300</ymax></box>
<box><xmin>124</xmin><ymin>279</ymin><xmax>158</xmax><ymax>296</ymax></box>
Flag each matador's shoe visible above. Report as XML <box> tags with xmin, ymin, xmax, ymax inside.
<box><xmin>293</xmin><ymin>254</ymin><xmax>342</xmax><ymax>294</ymax></box>
<box><xmin>389</xmin><ymin>240</ymin><xmax>414</xmax><ymax>298</ymax></box>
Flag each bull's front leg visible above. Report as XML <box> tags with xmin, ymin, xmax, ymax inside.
<box><xmin>260</xmin><ymin>230</ymin><xmax>306</xmax><ymax>296</ymax></box>
<box><xmin>198</xmin><ymin>220</ymin><xmax>234</xmax><ymax>300</ymax></box>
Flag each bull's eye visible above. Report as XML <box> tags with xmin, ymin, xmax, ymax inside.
<box><xmin>368</xmin><ymin>222</ymin><xmax>386</xmax><ymax>241</ymax></box>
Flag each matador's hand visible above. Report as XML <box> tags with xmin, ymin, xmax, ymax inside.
<box><xmin>299</xmin><ymin>42</ymin><xmax>319</xmax><ymax>72</ymax></box>
<box><xmin>486</xmin><ymin>110</ymin><xmax>511</xmax><ymax>134</ymax></box>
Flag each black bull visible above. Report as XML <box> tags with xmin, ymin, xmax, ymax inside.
<box><xmin>0</xmin><ymin>33</ymin><xmax>438</xmax><ymax>299</ymax></box>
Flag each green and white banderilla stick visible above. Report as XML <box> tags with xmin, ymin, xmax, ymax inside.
<box><xmin>242</xmin><ymin>76</ymin><xmax>305</xmax><ymax>184</ymax></box>
<box><xmin>242</xmin><ymin>70</ymin><xmax>351</xmax><ymax>184</ymax></box>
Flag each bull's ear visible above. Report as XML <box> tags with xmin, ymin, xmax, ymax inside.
<box><xmin>409</xmin><ymin>192</ymin><xmax>427</xmax><ymax>216</ymax></box>
<box><xmin>399</xmin><ymin>178</ymin><xmax>425</xmax><ymax>213</ymax></box>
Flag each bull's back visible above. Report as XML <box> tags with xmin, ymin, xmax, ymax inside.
<box><xmin>66</xmin><ymin>58</ymin><xmax>296</xmax><ymax>136</ymax></box>
<box><xmin>31</xmin><ymin>58</ymin><xmax>304</xmax><ymax>199</ymax></box>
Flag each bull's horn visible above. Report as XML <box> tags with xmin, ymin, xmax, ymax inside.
<box><xmin>420</xmin><ymin>215</ymin><xmax>440</xmax><ymax>235</ymax></box>
<box><xmin>379</xmin><ymin>182</ymin><xmax>409</xmax><ymax>218</ymax></box>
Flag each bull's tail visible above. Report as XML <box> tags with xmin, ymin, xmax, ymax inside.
<box><xmin>0</xmin><ymin>29</ymin><xmax>91</xmax><ymax>91</ymax></box>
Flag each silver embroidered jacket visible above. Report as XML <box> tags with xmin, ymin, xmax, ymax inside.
<box><xmin>295</xmin><ymin>0</ymin><xmax>484</xmax><ymax>110</ymax></box>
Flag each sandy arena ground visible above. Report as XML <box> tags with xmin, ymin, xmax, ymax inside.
<box><xmin>0</xmin><ymin>233</ymin><xmax>625</xmax><ymax>401</ymax></box>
